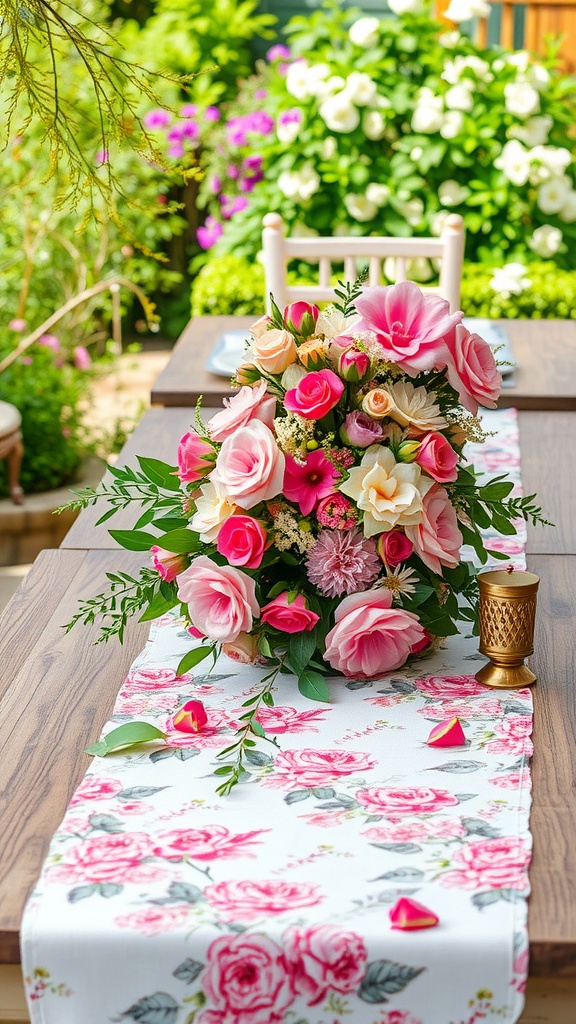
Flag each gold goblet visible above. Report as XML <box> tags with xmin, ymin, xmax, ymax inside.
<box><xmin>475</xmin><ymin>568</ymin><xmax>539</xmax><ymax>689</ymax></box>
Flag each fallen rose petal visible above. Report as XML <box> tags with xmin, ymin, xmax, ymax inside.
<box><xmin>389</xmin><ymin>897</ymin><xmax>439</xmax><ymax>930</ymax></box>
<box><xmin>172</xmin><ymin>699</ymin><xmax>208</xmax><ymax>733</ymax></box>
<box><xmin>427</xmin><ymin>717</ymin><xmax>466</xmax><ymax>747</ymax></box>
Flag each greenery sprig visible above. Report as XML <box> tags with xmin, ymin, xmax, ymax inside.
<box><xmin>64</xmin><ymin>566</ymin><xmax>167</xmax><ymax>644</ymax></box>
<box><xmin>214</xmin><ymin>660</ymin><xmax>282</xmax><ymax>797</ymax></box>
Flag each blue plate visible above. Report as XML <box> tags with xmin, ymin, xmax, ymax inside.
<box><xmin>205</xmin><ymin>330</ymin><xmax>250</xmax><ymax>377</ymax></box>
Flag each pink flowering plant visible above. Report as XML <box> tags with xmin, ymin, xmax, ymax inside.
<box><xmin>64</xmin><ymin>279</ymin><xmax>546</xmax><ymax>793</ymax></box>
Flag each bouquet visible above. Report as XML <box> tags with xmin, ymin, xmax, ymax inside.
<box><xmin>66</xmin><ymin>280</ymin><xmax>546</xmax><ymax>792</ymax></box>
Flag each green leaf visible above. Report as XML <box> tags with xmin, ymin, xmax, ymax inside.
<box><xmin>491</xmin><ymin>512</ymin><xmax>517</xmax><ymax>536</ymax></box>
<box><xmin>139</xmin><ymin>589</ymin><xmax>179</xmax><ymax>622</ymax></box>
<box><xmin>288</xmin><ymin>629</ymin><xmax>317</xmax><ymax>676</ymax></box>
<box><xmin>298</xmin><ymin>668</ymin><xmax>331</xmax><ymax>703</ymax></box>
<box><xmin>158</xmin><ymin>528</ymin><xmax>201</xmax><ymax>554</ymax></box>
<box><xmin>109</xmin><ymin>529</ymin><xmax>157</xmax><ymax>552</ymax></box>
<box><xmin>359</xmin><ymin>960</ymin><xmax>425</xmax><ymax>1004</ymax></box>
<box><xmin>137</xmin><ymin>456</ymin><xmax>182</xmax><ymax>491</ymax></box>
<box><xmin>177</xmin><ymin>645</ymin><xmax>215</xmax><ymax>676</ymax></box>
<box><xmin>479</xmin><ymin>481</ymin><xmax>514</xmax><ymax>501</ymax></box>
<box><xmin>85</xmin><ymin>722</ymin><xmax>166</xmax><ymax>757</ymax></box>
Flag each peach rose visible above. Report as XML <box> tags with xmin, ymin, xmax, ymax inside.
<box><xmin>252</xmin><ymin>328</ymin><xmax>298</xmax><ymax>374</ymax></box>
<box><xmin>222</xmin><ymin>631</ymin><xmax>262</xmax><ymax>664</ymax></box>
<box><xmin>443</xmin><ymin>324</ymin><xmax>502</xmax><ymax>415</ymax></box>
<box><xmin>340</xmin><ymin>445</ymin><xmax>433</xmax><ymax>537</ymax></box>
<box><xmin>362</xmin><ymin>388</ymin><xmax>394</xmax><ymax>419</ymax></box>
<box><xmin>177</xmin><ymin>555</ymin><xmax>259</xmax><ymax>643</ymax></box>
<box><xmin>208</xmin><ymin>380</ymin><xmax>276</xmax><ymax>442</ymax></box>
<box><xmin>210</xmin><ymin>420</ymin><xmax>285</xmax><ymax>509</ymax></box>
<box><xmin>323</xmin><ymin>590</ymin><xmax>425</xmax><ymax>678</ymax></box>
<box><xmin>406</xmin><ymin>483</ymin><xmax>462</xmax><ymax>575</ymax></box>
<box><xmin>249</xmin><ymin>314</ymin><xmax>272</xmax><ymax>339</ymax></box>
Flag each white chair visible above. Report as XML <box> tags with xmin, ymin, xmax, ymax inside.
<box><xmin>262</xmin><ymin>212</ymin><xmax>465</xmax><ymax>313</ymax></box>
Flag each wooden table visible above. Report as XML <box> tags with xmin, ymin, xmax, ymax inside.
<box><xmin>0</xmin><ymin>548</ymin><xmax>575</xmax><ymax>1024</ymax></box>
<box><xmin>150</xmin><ymin>315</ymin><xmax>576</xmax><ymax>411</ymax></box>
<box><xmin>62</xmin><ymin>406</ymin><xmax>576</xmax><ymax>556</ymax></box>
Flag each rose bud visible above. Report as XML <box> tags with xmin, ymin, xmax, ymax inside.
<box><xmin>415</xmin><ymin>432</ymin><xmax>459</xmax><ymax>483</ymax></box>
<box><xmin>222</xmin><ymin>631</ymin><xmax>262</xmax><ymax>664</ymax></box>
<box><xmin>338</xmin><ymin>347</ymin><xmax>371</xmax><ymax>383</ymax></box>
<box><xmin>297</xmin><ymin>337</ymin><xmax>329</xmax><ymax>369</ymax></box>
<box><xmin>177</xmin><ymin>430</ymin><xmax>215</xmax><ymax>484</ymax></box>
<box><xmin>235</xmin><ymin>362</ymin><xmax>261</xmax><ymax>386</ymax></box>
<box><xmin>340</xmin><ymin>410</ymin><xmax>384</xmax><ymax>448</ymax></box>
<box><xmin>283</xmin><ymin>301</ymin><xmax>320</xmax><ymax>339</ymax></box>
<box><xmin>376</xmin><ymin>530</ymin><xmax>413</xmax><ymax>567</ymax></box>
<box><xmin>151</xmin><ymin>546</ymin><xmax>188</xmax><ymax>583</ymax></box>
<box><xmin>172</xmin><ymin>699</ymin><xmax>208</xmax><ymax>733</ymax></box>
<box><xmin>396</xmin><ymin>439</ymin><xmax>421</xmax><ymax>463</ymax></box>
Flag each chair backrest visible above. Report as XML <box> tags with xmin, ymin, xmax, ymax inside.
<box><xmin>261</xmin><ymin>213</ymin><xmax>465</xmax><ymax>314</ymax></box>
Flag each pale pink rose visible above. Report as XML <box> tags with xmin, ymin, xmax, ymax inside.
<box><xmin>208</xmin><ymin>381</ymin><xmax>276</xmax><ymax>442</ymax></box>
<box><xmin>249</xmin><ymin>314</ymin><xmax>272</xmax><ymax>339</ymax></box>
<box><xmin>268</xmin><ymin>748</ymin><xmax>377</xmax><ymax>790</ymax></box>
<box><xmin>323</xmin><ymin>590</ymin><xmax>425</xmax><ymax>679</ymax></box>
<box><xmin>356</xmin><ymin>785</ymin><xmax>460</xmax><ymax>818</ymax></box>
<box><xmin>339</xmin><ymin>347</ymin><xmax>371</xmax><ymax>382</ymax></box>
<box><xmin>216</xmin><ymin>514</ymin><xmax>267</xmax><ymax>568</ymax></box>
<box><xmin>486</xmin><ymin>716</ymin><xmax>533</xmax><ymax>756</ymax></box>
<box><xmin>354</xmin><ymin>282</ymin><xmax>462</xmax><ymax>375</ymax></box>
<box><xmin>200</xmin><ymin>933</ymin><xmax>295</xmax><ymax>1024</ymax></box>
<box><xmin>418</xmin><ymin>698</ymin><xmax>504</xmax><ymax>719</ymax></box>
<box><xmin>205</xmin><ymin>879</ymin><xmax>323</xmax><ymax>922</ymax></box>
<box><xmin>415</xmin><ymin>674</ymin><xmax>487</xmax><ymax>699</ymax></box>
<box><xmin>152</xmin><ymin>825</ymin><xmax>269</xmax><ymax>861</ymax></box>
<box><xmin>260</xmin><ymin>592</ymin><xmax>319</xmax><ymax>633</ymax></box>
<box><xmin>415</xmin><ymin>432</ymin><xmax>459</xmax><ymax>483</ymax></box>
<box><xmin>406</xmin><ymin>484</ymin><xmax>462</xmax><ymax>576</ymax></box>
<box><xmin>163</xmin><ymin>708</ymin><xmax>233</xmax><ymax>748</ymax></box>
<box><xmin>254</xmin><ymin>705</ymin><xmax>330</xmax><ymax>733</ymax></box>
<box><xmin>69</xmin><ymin>776</ymin><xmax>123</xmax><ymax>805</ymax></box>
<box><xmin>443</xmin><ymin>324</ymin><xmax>502</xmax><ymax>414</ymax></box>
<box><xmin>252</xmin><ymin>328</ymin><xmax>298</xmax><ymax>374</ymax></box>
<box><xmin>124</xmin><ymin>666</ymin><xmax>191</xmax><ymax>691</ymax></box>
<box><xmin>222</xmin><ymin>631</ymin><xmax>262</xmax><ymax>664</ymax></box>
<box><xmin>489</xmin><ymin>771</ymin><xmax>531</xmax><ymax>790</ymax></box>
<box><xmin>299</xmin><ymin>811</ymin><xmax>348</xmax><ymax>828</ymax></box>
<box><xmin>210</xmin><ymin>420</ymin><xmax>285</xmax><ymax>509</ymax></box>
<box><xmin>115</xmin><ymin>800</ymin><xmax>154</xmax><ymax>815</ymax></box>
<box><xmin>151</xmin><ymin>545</ymin><xmax>187</xmax><ymax>582</ymax></box>
<box><xmin>115</xmin><ymin>904</ymin><xmax>190</xmax><ymax>935</ymax></box>
<box><xmin>177</xmin><ymin>430</ymin><xmax>215</xmax><ymax>483</ymax></box>
<box><xmin>284</xmin><ymin>369</ymin><xmax>344</xmax><ymax>420</ymax></box>
<box><xmin>61</xmin><ymin>815</ymin><xmax>91</xmax><ymax>834</ymax></box>
<box><xmin>362</xmin><ymin>817</ymin><xmax>465</xmax><ymax>841</ymax></box>
<box><xmin>441</xmin><ymin>836</ymin><xmax>531</xmax><ymax>891</ymax></box>
<box><xmin>177</xmin><ymin>556</ymin><xmax>259</xmax><ymax>643</ymax></box>
<box><xmin>284</xmin><ymin>924</ymin><xmax>368</xmax><ymax>1005</ymax></box>
<box><xmin>116</xmin><ymin>691</ymin><xmax>176</xmax><ymax>714</ymax></box>
<box><xmin>51</xmin><ymin>833</ymin><xmax>156</xmax><ymax>884</ymax></box>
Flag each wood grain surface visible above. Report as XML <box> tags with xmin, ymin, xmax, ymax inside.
<box><xmin>150</xmin><ymin>315</ymin><xmax>576</xmax><ymax>410</ymax></box>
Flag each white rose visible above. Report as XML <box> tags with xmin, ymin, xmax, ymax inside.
<box><xmin>344</xmin><ymin>72</ymin><xmax>377</xmax><ymax>107</ymax></box>
<box><xmin>507</xmin><ymin>51</ymin><xmax>530</xmax><ymax>73</ymax></box>
<box><xmin>494</xmin><ymin>140</ymin><xmax>531</xmax><ymax>186</ymax></box>
<box><xmin>286</xmin><ymin>62</ymin><xmax>311</xmax><ymax>100</ymax></box>
<box><xmin>443</xmin><ymin>55</ymin><xmax>490</xmax><ymax>85</ymax></box>
<box><xmin>504</xmin><ymin>81</ymin><xmax>540</xmax><ymax>119</ymax></box>
<box><xmin>537</xmin><ymin>176</ymin><xmax>571</xmax><ymax>215</ymax></box>
<box><xmin>362</xmin><ymin>110</ymin><xmax>386</xmax><ymax>140</ymax></box>
<box><xmin>191</xmin><ymin>481</ymin><xmax>235</xmax><ymax>542</ymax></box>
<box><xmin>440</xmin><ymin>110</ymin><xmax>464</xmax><ymax>139</ymax></box>
<box><xmin>278</xmin><ymin>163</ymin><xmax>321</xmax><ymax>202</ymax></box>
<box><xmin>304</xmin><ymin>63</ymin><xmax>332</xmax><ymax>97</ymax></box>
<box><xmin>509</xmin><ymin>115</ymin><xmax>552</xmax><ymax>147</ymax></box>
<box><xmin>438</xmin><ymin>179</ymin><xmax>470</xmax><ymax>206</ymax></box>
<box><xmin>344</xmin><ymin>193</ymin><xmax>378</xmax><ymax>222</ymax></box>
<box><xmin>439</xmin><ymin>30</ymin><xmax>462</xmax><ymax>47</ymax></box>
<box><xmin>529</xmin><ymin>224</ymin><xmax>563</xmax><ymax>257</ymax></box>
<box><xmin>531</xmin><ymin>145</ymin><xmax>572</xmax><ymax>175</ymax></box>
<box><xmin>366</xmin><ymin>182</ymin><xmax>390</xmax><ymax>207</ymax></box>
<box><xmin>444</xmin><ymin>84</ymin><xmax>474</xmax><ymax>112</ymax></box>
<box><xmin>277</xmin><ymin>120</ymin><xmax>301</xmax><ymax>144</ymax></box>
<box><xmin>315</xmin><ymin>75</ymin><xmax>346</xmax><ymax>101</ymax></box>
<box><xmin>410</xmin><ymin>145</ymin><xmax>424</xmax><ymax>161</ymax></box>
<box><xmin>399</xmin><ymin>197</ymin><xmax>424</xmax><ymax>225</ymax></box>
<box><xmin>490</xmin><ymin>263</ymin><xmax>532</xmax><ymax>298</ymax></box>
<box><xmin>319</xmin><ymin>92</ymin><xmax>360</xmax><ymax>133</ymax></box>
<box><xmin>527</xmin><ymin>64</ymin><xmax>550</xmax><ymax>91</ymax></box>
<box><xmin>349</xmin><ymin>16</ymin><xmax>380</xmax><ymax>48</ymax></box>
<box><xmin>388</xmin><ymin>0</ymin><xmax>422</xmax><ymax>13</ymax></box>
<box><xmin>411</xmin><ymin>95</ymin><xmax>444</xmax><ymax>134</ymax></box>
<box><xmin>321</xmin><ymin>136</ymin><xmax>337</xmax><ymax>159</ymax></box>
<box><xmin>444</xmin><ymin>0</ymin><xmax>490</xmax><ymax>21</ymax></box>
<box><xmin>559</xmin><ymin>192</ymin><xmax>576</xmax><ymax>224</ymax></box>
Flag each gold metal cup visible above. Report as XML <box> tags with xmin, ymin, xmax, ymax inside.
<box><xmin>475</xmin><ymin>569</ymin><xmax>539</xmax><ymax>689</ymax></box>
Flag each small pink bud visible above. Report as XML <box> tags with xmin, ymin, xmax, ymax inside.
<box><xmin>283</xmin><ymin>301</ymin><xmax>319</xmax><ymax>338</ymax></box>
<box><xmin>427</xmin><ymin>717</ymin><xmax>466</xmax><ymax>747</ymax></box>
<box><xmin>390</xmin><ymin>897</ymin><xmax>439</xmax><ymax>930</ymax></box>
<box><xmin>172</xmin><ymin>699</ymin><xmax>208</xmax><ymax>733</ymax></box>
<box><xmin>338</xmin><ymin>347</ymin><xmax>370</xmax><ymax>383</ymax></box>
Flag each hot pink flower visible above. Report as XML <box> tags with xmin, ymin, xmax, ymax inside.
<box><xmin>200</xmin><ymin>933</ymin><xmax>295</xmax><ymax>1024</ymax></box>
<box><xmin>268</xmin><ymin>748</ymin><xmax>376</xmax><ymax>789</ymax></box>
<box><xmin>284</xmin><ymin>368</ymin><xmax>344</xmax><ymax>420</ymax></box>
<box><xmin>443</xmin><ymin>324</ymin><xmax>502</xmax><ymax>414</ymax></box>
<box><xmin>216</xmin><ymin>514</ymin><xmax>267</xmax><ymax>568</ymax></box>
<box><xmin>204</xmin><ymin>879</ymin><xmax>323</xmax><ymax>921</ymax></box>
<box><xmin>211</xmin><ymin>420</ymin><xmax>285</xmax><ymax>509</ymax></box>
<box><xmin>74</xmin><ymin>345</ymin><xmax>92</xmax><ymax>370</ymax></box>
<box><xmin>151</xmin><ymin>545</ymin><xmax>187</xmax><ymax>582</ymax></box>
<box><xmin>284</xmin><ymin>924</ymin><xmax>368</xmax><ymax>1005</ymax></box>
<box><xmin>356</xmin><ymin>785</ymin><xmax>460</xmax><ymax>817</ymax></box>
<box><xmin>152</xmin><ymin>825</ymin><xmax>268</xmax><ymax>861</ymax></box>
<box><xmin>260</xmin><ymin>592</ymin><xmax>319</xmax><ymax>633</ymax></box>
<box><xmin>208</xmin><ymin>380</ymin><xmax>276</xmax><ymax>442</ymax></box>
<box><xmin>283</xmin><ymin>449</ymin><xmax>340</xmax><ymax>515</ymax></box>
<box><xmin>354</xmin><ymin>282</ymin><xmax>462</xmax><ymax>375</ymax></box>
<box><xmin>324</xmin><ymin>590</ymin><xmax>425</xmax><ymax>678</ymax></box>
<box><xmin>177</xmin><ymin>555</ymin><xmax>259</xmax><ymax>643</ymax></box>
<box><xmin>306</xmin><ymin>528</ymin><xmax>380</xmax><ymax>597</ymax></box>
<box><xmin>415</xmin><ymin>432</ymin><xmax>459</xmax><ymax>483</ymax></box>
<box><xmin>163</xmin><ymin>708</ymin><xmax>233</xmax><ymax>748</ymax></box>
<box><xmin>283</xmin><ymin>301</ymin><xmax>320</xmax><ymax>337</ymax></box>
<box><xmin>376</xmin><ymin>529</ymin><xmax>413</xmax><ymax>567</ymax></box>
<box><xmin>406</xmin><ymin>484</ymin><xmax>462</xmax><ymax>575</ymax></box>
<box><xmin>441</xmin><ymin>836</ymin><xmax>531</xmax><ymax>891</ymax></box>
<box><xmin>177</xmin><ymin>430</ymin><xmax>215</xmax><ymax>484</ymax></box>
<box><xmin>316</xmin><ymin>492</ymin><xmax>356</xmax><ymax>529</ymax></box>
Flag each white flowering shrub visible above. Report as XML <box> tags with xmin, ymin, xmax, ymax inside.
<box><xmin>197</xmin><ymin>2</ymin><xmax>576</xmax><ymax>269</ymax></box>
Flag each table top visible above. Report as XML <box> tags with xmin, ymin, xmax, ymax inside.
<box><xmin>0</xmin><ymin>548</ymin><xmax>574</xmax><ymax>973</ymax></box>
<box><xmin>150</xmin><ymin>315</ymin><xmax>576</xmax><ymax>411</ymax></box>
<box><xmin>62</xmin><ymin>405</ymin><xmax>575</xmax><ymax>556</ymax></box>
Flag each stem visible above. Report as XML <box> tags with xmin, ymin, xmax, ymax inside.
<box><xmin>215</xmin><ymin>660</ymin><xmax>284</xmax><ymax>797</ymax></box>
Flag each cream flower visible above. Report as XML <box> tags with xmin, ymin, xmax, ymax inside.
<box><xmin>362</xmin><ymin>110</ymin><xmax>386</xmax><ymax>140</ymax></box>
<box><xmin>340</xmin><ymin>446</ymin><xmax>432</xmax><ymax>538</ymax></box>
<box><xmin>319</xmin><ymin>93</ymin><xmax>360</xmax><ymax>134</ymax></box>
<box><xmin>384</xmin><ymin>381</ymin><xmax>448</xmax><ymax>433</ymax></box>
<box><xmin>504</xmin><ymin>81</ymin><xmax>540</xmax><ymax>119</ymax></box>
<box><xmin>509</xmin><ymin>115</ymin><xmax>552</xmax><ymax>148</ymax></box>
<box><xmin>190</xmin><ymin>481</ymin><xmax>236</xmax><ymax>542</ymax></box>
<box><xmin>344</xmin><ymin>72</ymin><xmax>377</xmax><ymax>107</ymax></box>
<box><xmin>344</xmin><ymin>193</ymin><xmax>378</xmax><ymax>222</ymax></box>
<box><xmin>349</xmin><ymin>16</ymin><xmax>380</xmax><ymax>47</ymax></box>
<box><xmin>438</xmin><ymin>179</ymin><xmax>470</xmax><ymax>206</ymax></box>
<box><xmin>537</xmin><ymin>176</ymin><xmax>571</xmax><ymax>215</ymax></box>
<box><xmin>529</xmin><ymin>224</ymin><xmax>562</xmax><ymax>258</ymax></box>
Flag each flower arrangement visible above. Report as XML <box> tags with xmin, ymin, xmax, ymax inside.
<box><xmin>65</xmin><ymin>280</ymin><xmax>546</xmax><ymax>792</ymax></box>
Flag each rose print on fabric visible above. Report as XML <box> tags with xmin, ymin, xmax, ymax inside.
<box><xmin>486</xmin><ymin>716</ymin><xmax>533</xmax><ymax>757</ymax></box>
<box><xmin>151</xmin><ymin>825</ymin><xmax>269</xmax><ymax>862</ymax></box>
<box><xmin>414</xmin><ymin>675</ymin><xmax>488</xmax><ymax>700</ymax></box>
<box><xmin>69</xmin><ymin>777</ymin><xmax>124</xmax><ymax>805</ymax></box>
<box><xmin>263</xmin><ymin>748</ymin><xmax>377</xmax><ymax>790</ymax></box>
<box><xmin>115</xmin><ymin>905</ymin><xmax>191</xmax><ymax>936</ymax></box>
<box><xmin>284</xmin><ymin>924</ymin><xmax>368</xmax><ymax>1005</ymax></box>
<box><xmin>204</xmin><ymin>880</ymin><xmax>324</xmax><ymax>922</ymax></box>
<box><xmin>123</xmin><ymin>667</ymin><xmax>193</xmax><ymax>691</ymax></box>
<box><xmin>356</xmin><ymin>786</ymin><xmax>460</xmax><ymax>818</ymax></box>
<box><xmin>161</xmin><ymin>709</ymin><xmax>235</xmax><ymax>749</ymax></box>
<box><xmin>48</xmin><ymin>833</ymin><xmax>165</xmax><ymax>888</ymax></box>
<box><xmin>440</xmin><ymin>836</ymin><xmax>531</xmax><ymax>892</ymax></box>
<box><xmin>253</xmin><ymin>704</ymin><xmax>331</xmax><ymax>733</ymax></box>
<box><xmin>198</xmin><ymin>933</ymin><xmax>295</xmax><ymax>1024</ymax></box>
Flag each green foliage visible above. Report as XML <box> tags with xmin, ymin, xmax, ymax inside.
<box><xmin>191</xmin><ymin>255</ymin><xmax>265</xmax><ymax>316</ymax></box>
<box><xmin>460</xmin><ymin>261</ymin><xmax>576</xmax><ymax>318</ymax></box>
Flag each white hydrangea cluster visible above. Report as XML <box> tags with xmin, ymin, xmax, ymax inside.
<box><xmin>495</xmin><ymin>139</ymin><xmax>576</xmax><ymax>231</ymax></box>
<box><xmin>490</xmin><ymin>263</ymin><xmax>532</xmax><ymax>298</ymax></box>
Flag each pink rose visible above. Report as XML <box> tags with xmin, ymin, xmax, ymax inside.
<box><xmin>443</xmin><ymin>324</ymin><xmax>502</xmax><ymax>414</ymax></box>
<box><xmin>70</xmin><ymin>776</ymin><xmax>123</xmax><ymax>805</ymax></box>
<box><xmin>151</xmin><ymin>545</ymin><xmax>187</xmax><ymax>582</ymax></box>
<box><xmin>211</xmin><ymin>420</ymin><xmax>285</xmax><ymax>509</ymax></box>
<box><xmin>208</xmin><ymin>381</ymin><xmax>276</xmax><ymax>442</ymax></box>
<box><xmin>284</xmin><ymin>301</ymin><xmax>320</xmax><ymax>337</ymax></box>
<box><xmin>356</xmin><ymin>785</ymin><xmax>460</xmax><ymax>817</ymax></box>
<box><xmin>115</xmin><ymin>905</ymin><xmax>190</xmax><ymax>936</ymax></box>
<box><xmin>419</xmin><ymin>698</ymin><xmax>504</xmax><ymax>719</ymax></box>
<box><xmin>406</xmin><ymin>484</ymin><xmax>462</xmax><ymax>576</ymax></box>
<box><xmin>415</xmin><ymin>432</ymin><xmax>459</xmax><ymax>483</ymax></box>
<box><xmin>54</xmin><ymin>833</ymin><xmax>155</xmax><ymax>883</ymax></box>
<box><xmin>177</xmin><ymin>555</ymin><xmax>259</xmax><ymax>643</ymax></box>
<box><xmin>200</xmin><ymin>933</ymin><xmax>295</xmax><ymax>1024</ymax></box>
<box><xmin>323</xmin><ymin>590</ymin><xmax>425</xmax><ymax>679</ymax></box>
<box><xmin>124</xmin><ymin>666</ymin><xmax>190</xmax><ymax>691</ymax></box>
<box><xmin>222</xmin><ymin>631</ymin><xmax>262</xmax><ymax>664</ymax></box>
<box><xmin>376</xmin><ymin>530</ymin><xmax>413</xmax><ymax>567</ymax></box>
<box><xmin>284</xmin><ymin>369</ymin><xmax>344</xmax><ymax>420</ymax></box>
<box><xmin>415</xmin><ymin>674</ymin><xmax>486</xmax><ymax>699</ymax></box>
<box><xmin>340</xmin><ymin>410</ymin><xmax>384</xmax><ymax>448</ymax></box>
<box><xmin>486</xmin><ymin>716</ymin><xmax>533</xmax><ymax>756</ymax></box>
<box><xmin>255</xmin><ymin>705</ymin><xmax>329</xmax><ymax>733</ymax></box>
<box><xmin>152</xmin><ymin>825</ymin><xmax>268</xmax><ymax>861</ymax></box>
<box><xmin>441</xmin><ymin>836</ymin><xmax>531</xmax><ymax>891</ymax></box>
<box><xmin>284</xmin><ymin>925</ymin><xmax>368</xmax><ymax>1005</ymax></box>
<box><xmin>338</xmin><ymin>347</ymin><xmax>370</xmax><ymax>383</ymax></box>
<box><xmin>216</xmin><ymin>514</ymin><xmax>268</xmax><ymax>568</ymax></box>
<box><xmin>177</xmin><ymin>430</ymin><xmax>215</xmax><ymax>484</ymax></box>
<box><xmin>260</xmin><ymin>592</ymin><xmax>319</xmax><ymax>634</ymax></box>
<box><xmin>204</xmin><ymin>879</ymin><xmax>323</xmax><ymax>922</ymax></box>
<box><xmin>269</xmin><ymin>748</ymin><xmax>376</xmax><ymax>789</ymax></box>
<box><xmin>362</xmin><ymin>818</ymin><xmax>465</xmax><ymax>842</ymax></box>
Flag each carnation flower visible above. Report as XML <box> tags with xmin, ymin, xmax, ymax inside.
<box><xmin>316</xmin><ymin>493</ymin><xmax>357</xmax><ymax>529</ymax></box>
<box><xmin>306</xmin><ymin>528</ymin><xmax>380</xmax><ymax>597</ymax></box>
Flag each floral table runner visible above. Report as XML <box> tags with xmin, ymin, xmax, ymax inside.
<box><xmin>21</xmin><ymin>409</ymin><xmax>532</xmax><ymax>1024</ymax></box>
